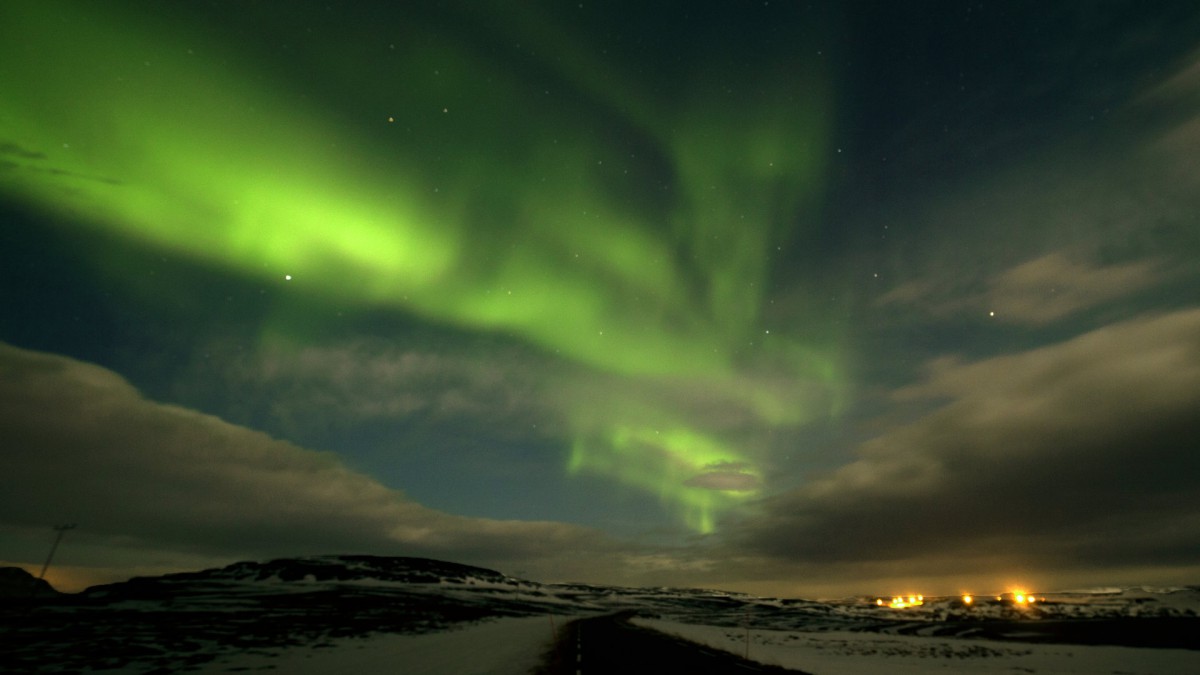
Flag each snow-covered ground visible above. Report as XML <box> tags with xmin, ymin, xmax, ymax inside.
<box><xmin>193</xmin><ymin>616</ymin><xmax>560</xmax><ymax>675</ymax></box>
<box><xmin>72</xmin><ymin>613</ymin><xmax>1200</xmax><ymax>675</ymax></box>
<box><xmin>634</xmin><ymin>617</ymin><xmax>1200</xmax><ymax>675</ymax></box>
<box><xmin>5</xmin><ymin>558</ymin><xmax>1197</xmax><ymax>674</ymax></box>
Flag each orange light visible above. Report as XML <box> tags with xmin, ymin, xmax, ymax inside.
<box><xmin>887</xmin><ymin>594</ymin><xmax>925</xmax><ymax>609</ymax></box>
<box><xmin>962</xmin><ymin>594</ymin><xmax>973</xmax><ymax>604</ymax></box>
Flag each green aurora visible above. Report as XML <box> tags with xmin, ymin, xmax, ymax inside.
<box><xmin>0</xmin><ymin>1</ymin><xmax>847</xmax><ymax>532</ymax></box>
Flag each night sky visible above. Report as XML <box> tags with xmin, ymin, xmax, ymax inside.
<box><xmin>3</xmin><ymin>1</ymin><xmax>1200</xmax><ymax>598</ymax></box>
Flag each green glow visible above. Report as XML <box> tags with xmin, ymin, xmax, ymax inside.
<box><xmin>0</xmin><ymin>4</ymin><xmax>459</xmax><ymax>296</ymax></box>
<box><xmin>1</xmin><ymin>2</ymin><xmax>844</xmax><ymax>531</ymax></box>
<box><xmin>568</xmin><ymin>426</ymin><xmax>760</xmax><ymax>534</ymax></box>
<box><xmin>669</xmin><ymin>80</ymin><xmax>830</xmax><ymax>336</ymax></box>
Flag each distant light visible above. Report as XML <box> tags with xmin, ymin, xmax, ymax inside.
<box><xmin>989</xmin><ymin>310</ymin><xmax>995</xmax><ymax>317</ymax></box>
<box><xmin>888</xmin><ymin>595</ymin><xmax>924</xmax><ymax>609</ymax></box>
<box><xmin>285</xmin><ymin>274</ymin><xmax>292</xmax><ymax>281</ymax></box>
<box><xmin>876</xmin><ymin>599</ymin><xmax>884</xmax><ymax>606</ymax></box>
<box><xmin>962</xmin><ymin>594</ymin><xmax>973</xmax><ymax>604</ymax></box>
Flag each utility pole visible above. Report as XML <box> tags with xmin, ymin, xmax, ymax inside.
<box><xmin>38</xmin><ymin>524</ymin><xmax>76</xmax><ymax>581</ymax></box>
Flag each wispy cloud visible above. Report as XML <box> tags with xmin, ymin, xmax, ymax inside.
<box><xmin>0</xmin><ymin>140</ymin><xmax>46</xmax><ymax>160</ymax></box>
<box><xmin>684</xmin><ymin>470</ymin><xmax>762</xmax><ymax>492</ymax></box>
<box><xmin>869</xmin><ymin>48</ymin><xmax>1200</xmax><ymax>333</ymax></box>
<box><xmin>985</xmin><ymin>253</ymin><xmax>1160</xmax><ymax>324</ymax></box>
<box><xmin>877</xmin><ymin>252</ymin><xmax>1162</xmax><ymax>325</ymax></box>
<box><xmin>172</xmin><ymin>337</ymin><xmax>557</xmax><ymax>443</ymax></box>
<box><xmin>175</xmin><ymin>335</ymin><xmax>839</xmax><ymax>532</ymax></box>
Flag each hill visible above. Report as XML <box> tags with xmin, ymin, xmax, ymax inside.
<box><xmin>0</xmin><ymin>566</ymin><xmax>60</xmax><ymax>599</ymax></box>
<box><xmin>3</xmin><ymin>555</ymin><xmax>1198</xmax><ymax>673</ymax></box>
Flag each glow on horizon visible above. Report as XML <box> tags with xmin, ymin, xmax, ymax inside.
<box><xmin>872</xmin><ymin>588</ymin><xmax>1050</xmax><ymax>609</ymax></box>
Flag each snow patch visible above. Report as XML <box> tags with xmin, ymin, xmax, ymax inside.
<box><xmin>633</xmin><ymin>618</ymin><xmax>1200</xmax><ymax>675</ymax></box>
<box><xmin>194</xmin><ymin>616</ymin><xmax>559</xmax><ymax>675</ymax></box>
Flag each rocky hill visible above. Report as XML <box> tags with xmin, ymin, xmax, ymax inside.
<box><xmin>83</xmin><ymin>554</ymin><xmax>518</xmax><ymax>601</ymax></box>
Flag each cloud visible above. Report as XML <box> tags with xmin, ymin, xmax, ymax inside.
<box><xmin>984</xmin><ymin>253</ymin><xmax>1160</xmax><ymax>324</ymax></box>
<box><xmin>877</xmin><ymin>252</ymin><xmax>1162</xmax><ymax>325</ymax></box>
<box><xmin>254</xmin><ymin>341</ymin><xmax>534</xmax><ymax>420</ymax></box>
<box><xmin>176</xmin><ymin>336</ymin><xmax>836</xmax><ymax>509</ymax></box>
<box><xmin>620</xmin><ymin>553</ymin><xmax>716</xmax><ymax>575</ymax></box>
<box><xmin>172</xmin><ymin>337</ymin><xmax>558</xmax><ymax>442</ymax></box>
<box><xmin>684</xmin><ymin>472</ymin><xmax>760</xmax><ymax>492</ymax></box>
<box><xmin>684</xmin><ymin>468</ymin><xmax>761</xmax><ymax>492</ymax></box>
<box><xmin>153</xmin><ymin>330</ymin><xmax>846</xmax><ymax>540</ymax></box>
<box><xmin>734</xmin><ymin>308</ymin><xmax>1200</xmax><ymax>581</ymax></box>
<box><xmin>195</xmin><ymin>333</ymin><xmax>839</xmax><ymax>442</ymax></box>
<box><xmin>0</xmin><ymin>138</ymin><xmax>122</xmax><ymax>184</ymax></box>
<box><xmin>869</xmin><ymin>49</ymin><xmax>1200</xmax><ymax>332</ymax></box>
<box><xmin>0</xmin><ymin>140</ymin><xmax>46</xmax><ymax>160</ymax></box>
<box><xmin>0</xmin><ymin>342</ymin><xmax>628</xmax><ymax>583</ymax></box>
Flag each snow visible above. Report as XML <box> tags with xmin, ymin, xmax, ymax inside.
<box><xmin>193</xmin><ymin>616</ymin><xmax>561</xmax><ymax>675</ymax></box>
<box><xmin>16</xmin><ymin>559</ymin><xmax>1198</xmax><ymax>674</ymax></box>
<box><xmin>633</xmin><ymin>618</ymin><xmax>1200</xmax><ymax>675</ymax></box>
<box><xmin>57</xmin><ymin>611</ymin><xmax>1199</xmax><ymax>675</ymax></box>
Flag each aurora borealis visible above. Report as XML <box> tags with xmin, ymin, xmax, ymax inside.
<box><xmin>4</xmin><ymin>1</ymin><xmax>1200</xmax><ymax>597</ymax></box>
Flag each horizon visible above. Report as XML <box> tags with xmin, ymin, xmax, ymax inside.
<box><xmin>4</xmin><ymin>1</ymin><xmax>1200</xmax><ymax>601</ymax></box>
<box><xmin>4</xmin><ymin>551</ymin><xmax>1191</xmax><ymax>603</ymax></box>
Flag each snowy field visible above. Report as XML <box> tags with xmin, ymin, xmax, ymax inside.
<box><xmin>193</xmin><ymin>616</ymin><xmax>560</xmax><ymax>675</ymax></box>
<box><xmin>92</xmin><ymin>613</ymin><xmax>1200</xmax><ymax>675</ymax></box>
<box><xmin>634</xmin><ymin>617</ymin><xmax>1200</xmax><ymax>675</ymax></box>
<box><xmin>5</xmin><ymin>558</ymin><xmax>1198</xmax><ymax>673</ymax></box>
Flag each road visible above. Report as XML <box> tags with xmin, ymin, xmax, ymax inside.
<box><xmin>536</xmin><ymin>612</ymin><xmax>813</xmax><ymax>675</ymax></box>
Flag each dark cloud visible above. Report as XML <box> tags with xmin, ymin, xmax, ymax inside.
<box><xmin>0</xmin><ymin>342</ymin><xmax>629</xmax><ymax>578</ymax></box>
<box><xmin>735</xmin><ymin>308</ymin><xmax>1200</xmax><ymax>576</ymax></box>
<box><xmin>0</xmin><ymin>141</ymin><xmax>46</xmax><ymax>160</ymax></box>
<box><xmin>0</xmin><ymin>140</ymin><xmax>121</xmax><ymax>184</ymax></box>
